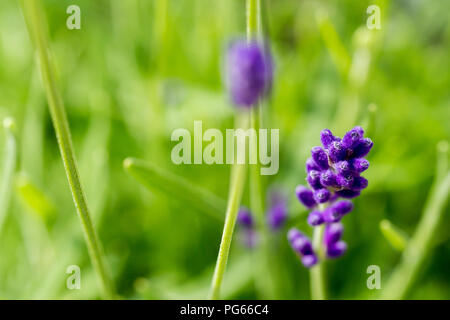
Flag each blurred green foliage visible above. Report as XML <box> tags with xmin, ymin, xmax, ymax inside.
<box><xmin>0</xmin><ymin>0</ymin><xmax>448</xmax><ymax>299</ymax></box>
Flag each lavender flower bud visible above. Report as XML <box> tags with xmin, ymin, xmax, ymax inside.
<box><xmin>227</xmin><ymin>41</ymin><xmax>272</xmax><ymax>107</ymax></box>
<box><xmin>237</xmin><ymin>207</ymin><xmax>253</xmax><ymax>228</ymax></box>
<box><xmin>320</xmin><ymin>129</ymin><xmax>336</xmax><ymax>149</ymax></box>
<box><xmin>352</xmin><ymin>138</ymin><xmax>373</xmax><ymax>158</ymax></box>
<box><xmin>301</xmin><ymin>254</ymin><xmax>318</xmax><ymax>268</ymax></box>
<box><xmin>324</xmin><ymin>222</ymin><xmax>344</xmax><ymax>246</ymax></box>
<box><xmin>295</xmin><ymin>185</ymin><xmax>317</xmax><ymax>208</ymax></box>
<box><xmin>307</xmin><ymin>210</ymin><xmax>324</xmax><ymax>226</ymax></box>
<box><xmin>292</xmin><ymin>236</ymin><xmax>314</xmax><ymax>256</ymax></box>
<box><xmin>342</xmin><ymin>126</ymin><xmax>364</xmax><ymax>149</ymax></box>
<box><xmin>306</xmin><ymin>157</ymin><xmax>320</xmax><ymax>172</ymax></box>
<box><xmin>307</xmin><ymin>170</ymin><xmax>323</xmax><ymax>190</ymax></box>
<box><xmin>313</xmin><ymin>188</ymin><xmax>331</xmax><ymax>204</ymax></box>
<box><xmin>335</xmin><ymin>160</ymin><xmax>351</xmax><ymax>174</ymax></box>
<box><xmin>350</xmin><ymin>158</ymin><xmax>369</xmax><ymax>173</ymax></box>
<box><xmin>335</xmin><ymin>189</ymin><xmax>361</xmax><ymax>199</ymax></box>
<box><xmin>351</xmin><ymin>175</ymin><xmax>368</xmax><ymax>191</ymax></box>
<box><xmin>287</xmin><ymin>228</ymin><xmax>303</xmax><ymax>243</ymax></box>
<box><xmin>332</xmin><ymin>200</ymin><xmax>354</xmax><ymax>216</ymax></box>
<box><xmin>267</xmin><ymin>192</ymin><xmax>287</xmax><ymax>230</ymax></box>
<box><xmin>336</xmin><ymin>173</ymin><xmax>354</xmax><ymax>189</ymax></box>
<box><xmin>311</xmin><ymin>146</ymin><xmax>329</xmax><ymax>170</ymax></box>
<box><xmin>326</xmin><ymin>241</ymin><xmax>347</xmax><ymax>258</ymax></box>
<box><xmin>322</xmin><ymin>206</ymin><xmax>342</xmax><ymax>223</ymax></box>
<box><xmin>328</xmin><ymin>141</ymin><xmax>347</xmax><ymax>163</ymax></box>
<box><xmin>320</xmin><ymin>169</ymin><xmax>336</xmax><ymax>187</ymax></box>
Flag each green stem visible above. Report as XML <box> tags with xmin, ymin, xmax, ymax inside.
<box><xmin>20</xmin><ymin>0</ymin><xmax>114</xmax><ymax>299</ymax></box>
<box><xmin>246</xmin><ymin>0</ymin><xmax>261</xmax><ymax>40</ymax></box>
<box><xmin>310</xmin><ymin>223</ymin><xmax>326</xmax><ymax>300</ymax></box>
<box><xmin>209</xmin><ymin>113</ymin><xmax>249</xmax><ymax>299</ymax></box>
<box><xmin>381</xmin><ymin>171</ymin><xmax>450</xmax><ymax>299</ymax></box>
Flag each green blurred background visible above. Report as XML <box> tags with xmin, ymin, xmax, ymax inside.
<box><xmin>0</xmin><ymin>0</ymin><xmax>448</xmax><ymax>299</ymax></box>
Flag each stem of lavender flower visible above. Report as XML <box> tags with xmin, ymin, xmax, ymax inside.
<box><xmin>209</xmin><ymin>113</ymin><xmax>249</xmax><ymax>300</ymax></box>
<box><xmin>20</xmin><ymin>0</ymin><xmax>114</xmax><ymax>299</ymax></box>
<box><xmin>310</xmin><ymin>204</ymin><xmax>327</xmax><ymax>300</ymax></box>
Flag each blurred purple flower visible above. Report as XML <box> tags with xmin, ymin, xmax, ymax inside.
<box><xmin>226</xmin><ymin>40</ymin><xmax>273</xmax><ymax>108</ymax></box>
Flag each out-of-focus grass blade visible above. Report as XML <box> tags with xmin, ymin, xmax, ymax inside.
<box><xmin>123</xmin><ymin>158</ymin><xmax>226</xmax><ymax>220</ymax></box>
<box><xmin>0</xmin><ymin>118</ymin><xmax>17</xmax><ymax>233</ymax></box>
<box><xmin>379</xmin><ymin>219</ymin><xmax>408</xmax><ymax>251</ymax></box>
<box><xmin>381</xmin><ymin>141</ymin><xmax>450</xmax><ymax>299</ymax></box>
<box><xmin>315</xmin><ymin>10</ymin><xmax>351</xmax><ymax>78</ymax></box>
<box><xmin>15</xmin><ymin>173</ymin><xmax>56</xmax><ymax>224</ymax></box>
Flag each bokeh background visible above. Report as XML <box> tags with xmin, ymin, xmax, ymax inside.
<box><xmin>0</xmin><ymin>0</ymin><xmax>449</xmax><ymax>299</ymax></box>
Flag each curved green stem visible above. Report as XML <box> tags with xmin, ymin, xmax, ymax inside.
<box><xmin>310</xmin><ymin>223</ymin><xmax>326</xmax><ymax>300</ymax></box>
<box><xmin>20</xmin><ymin>0</ymin><xmax>114</xmax><ymax>299</ymax></box>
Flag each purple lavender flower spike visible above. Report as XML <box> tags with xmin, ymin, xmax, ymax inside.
<box><xmin>328</xmin><ymin>141</ymin><xmax>347</xmax><ymax>163</ymax></box>
<box><xmin>313</xmin><ymin>188</ymin><xmax>331</xmax><ymax>204</ymax></box>
<box><xmin>320</xmin><ymin>129</ymin><xmax>336</xmax><ymax>149</ymax></box>
<box><xmin>324</xmin><ymin>222</ymin><xmax>344</xmax><ymax>245</ymax></box>
<box><xmin>307</xmin><ymin>210</ymin><xmax>324</xmax><ymax>226</ymax></box>
<box><xmin>350</xmin><ymin>158</ymin><xmax>369</xmax><ymax>173</ymax></box>
<box><xmin>342</xmin><ymin>126</ymin><xmax>364</xmax><ymax>149</ymax></box>
<box><xmin>295</xmin><ymin>185</ymin><xmax>317</xmax><ymax>208</ymax></box>
<box><xmin>291</xmin><ymin>126</ymin><xmax>373</xmax><ymax>265</ymax></box>
<box><xmin>287</xmin><ymin>228</ymin><xmax>303</xmax><ymax>243</ymax></box>
<box><xmin>320</xmin><ymin>169</ymin><xmax>336</xmax><ymax>187</ymax></box>
<box><xmin>292</xmin><ymin>236</ymin><xmax>314</xmax><ymax>256</ymax></box>
<box><xmin>301</xmin><ymin>254</ymin><xmax>318</xmax><ymax>268</ymax></box>
<box><xmin>237</xmin><ymin>207</ymin><xmax>253</xmax><ymax>228</ymax></box>
<box><xmin>326</xmin><ymin>241</ymin><xmax>347</xmax><ymax>258</ymax></box>
<box><xmin>351</xmin><ymin>175</ymin><xmax>368</xmax><ymax>191</ymax></box>
<box><xmin>267</xmin><ymin>192</ymin><xmax>287</xmax><ymax>230</ymax></box>
<box><xmin>335</xmin><ymin>189</ymin><xmax>361</xmax><ymax>199</ymax></box>
<box><xmin>336</xmin><ymin>173</ymin><xmax>354</xmax><ymax>189</ymax></box>
<box><xmin>227</xmin><ymin>40</ymin><xmax>272</xmax><ymax>108</ymax></box>
<box><xmin>306</xmin><ymin>157</ymin><xmax>320</xmax><ymax>172</ymax></box>
<box><xmin>335</xmin><ymin>160</ymin><xmax>351</xmax><ymax>174</ymax></box>
<box><xmin>322</xmin><ymin>206</ymin><xmax>342</xmax><ymax>223</ymax></box>
<box><xmin>332</xmin><ymin>200</ymin><xmax>354</xmax><ymax>216</ymax></box>
<box><xmin>352</xmin><ymin>138</ymin><xmax>373</xmax><ymax>158</ymax></box>
<box><xmin>306</xmin><ymin>170</ymin><xmax>323</xmax><ymax>190</ymax></box>
<box><xmin>311</xmin><ymin>146</ymin><xmax>329</xmax><ymax>170</ymax></box>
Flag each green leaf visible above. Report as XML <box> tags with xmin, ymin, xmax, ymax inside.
<box><xmin>379</xmin><ymin>219</ymin><xmax>408</xmax><ymax>251</ymax></box>
<box><xmin>123</xmin><ymin>158</ymin><xmax>226</xmax><ymax>220</ymax></box>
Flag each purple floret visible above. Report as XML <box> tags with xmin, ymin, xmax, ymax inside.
<box><xmin>311</xmin><ymin>146</ymin><xmax>329</xmax><ymax>170</ymax></box>
<box><xmin>326</xmin><ymin>241</ymin><xmax>347</xmax><ymax>258</ymax></box>
<box><xmin>313</xmin><ymin>188</ymin><xmax>331</xmax><ymax>204</ymax></box>
<box><xmin>295</xmin><ymin>185</ymin><xmax>317</xmax><ymax>209</ymax></box>
<box><xmin>328</xmin><ymin>141</ymin><xmax>347</xmax><ymax>163</ymax></box>
<box><xmin>324</xmin><ymin>222</ymin><xmax>344</xmax><ymax>245</ymax></box>
<box><xmin>352</xmin><ymin>138</ymin><xmax>373</xmax><ymax>158</ymax></box>
<box><xmin>301</xmin><ymin>254</ymin><xmax>318</xmax><ymax>268</ymax></box>
<box><xmin>307</xmin><ymin>170</ymin><xmax>323</xmax><ymax>190</ymax></box>
<box><xmin>320</xmin><ymin>129</ymin><xmax>336</xmax><ymax>149</ymax></box>
<box><xmin>237</xmin><ymin>207</ymin><xmax>253</xmax><ymax>228</ymax></box>
<box><xmin>307</xmin><ymin>210</ymin><xmax>324</xmax><ymax>226</ymax></box>
<box><xmin>350</xmin><ymin>158</ymin><xmax>369</xmax><ymax>173</ymax></box>
<box><xmin>320</xmin><ymin>169</ymin><xmax>336</xmax><ymax>187</ymax></box>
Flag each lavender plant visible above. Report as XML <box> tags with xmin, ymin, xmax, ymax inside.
<box><xmin>209</xmin><ymin>0</ymin><xmax>273</xmax><ymax>300</ymax></box>
<box><xmin>291</xmin><ymin>126</ymin><xmax>373</xmax><ymax>299</ymax></box>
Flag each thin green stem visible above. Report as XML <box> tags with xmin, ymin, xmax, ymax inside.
<box><xmin>246</xmin><ymin>0</ymin><xmax>261</xmax><ymax>40</ymax></box>
<box><xmin>0</xmin><ymin>118</ymin><xmax>17</xmax><ymax>233</ymax></box>
<box><xmin>310</xmin><ymin>223</ymin><xmax>326</xmax><ymax>300</ymax></box>
<box><xmin>20</xmin><ymin>0</ymin><xmax>114</xmax><ymax>299</ymax></box>
<box><xmin>209</xmin><ymin>165</ymin><xmax>247</xmax><ymax>299</ymax></box>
